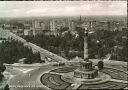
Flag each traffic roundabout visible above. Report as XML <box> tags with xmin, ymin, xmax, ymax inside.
<box><xmin>40</xmin><ymin>66</ymin><xmax>128</xmax><ymax>90</ymax></box>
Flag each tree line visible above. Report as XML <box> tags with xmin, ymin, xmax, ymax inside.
<box><xmin>22</xmin><ymin>27</ymin><xmax>128</xmax><ymax>62</ymax></box>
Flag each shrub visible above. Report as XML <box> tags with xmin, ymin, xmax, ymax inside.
<box><xmin>97</xmin><ymin>61</ymin><xmax>104</xmax><ymax>70</ymax></box>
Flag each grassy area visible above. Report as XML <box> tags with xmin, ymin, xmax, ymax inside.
<box><xmin>40</xmin><ymin>73</ymin><xmax>71</xmax><ymax>90</ymax></box>
<box><xmin>101</xmin><ymin>67</ymin><xmax>128</xmax><ymax>81</ymax></box>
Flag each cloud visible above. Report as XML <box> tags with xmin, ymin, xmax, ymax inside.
<box><xmin>0</xmin><ymin>1</ymin><xmax>127</xmax><ymax>17</ymax></box>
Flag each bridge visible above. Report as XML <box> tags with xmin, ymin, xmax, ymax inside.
<box><xmin>0</xmin><ymin>28</ymin><xmax>67</xmax><ymax>63</ymax></box>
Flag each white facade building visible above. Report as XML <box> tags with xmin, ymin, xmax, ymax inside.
<box><xmin>40</xmin><ymin>22</ymin><xmax>45</xmax><ymax>30</ymax></box>
<box><xmin>0</xmin><ymin>29</ymin><xmax>10</xmax><ymax>39</ymax></box>
<box><xmin>50</xmin><ymin>19</ymin><xmax>56</xmax><ymax>31</ymax></box>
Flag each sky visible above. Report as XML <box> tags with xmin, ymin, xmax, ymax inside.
<box><xmin>0</xmin><ymin>1</ymin><xmax>127</xmax><ymax>17</ymax></box>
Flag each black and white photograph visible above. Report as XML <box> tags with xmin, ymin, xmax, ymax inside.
<box><xmin>0</xmin><ymin>0</ymin><xmax>127</xmax><ymax>90</ymax></box>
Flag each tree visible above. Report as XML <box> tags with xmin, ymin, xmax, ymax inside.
<box><xmin>0</xmin><ymin>62</ymin><xmax>6</xmax><ymax>72</ymax></box>
<box><xmin>60</xmin><ymin>27</ymin><xmax>69</xmax><ymax>33</ymax></box>
<box><xmin>2</xmin><ymin>24</ymin><xmax>5</xmax><ymax>29</ymax></box>
<box><xmin>0</xmin><ymin>73</ymin><xmax>4</xmax><ymax>82</ymax></box>
<box><xmin>4</xmin><ymin>84</ymin><xmax>10</xmax><ymax>90</ymax></box>
<box><xmin>33</xmin><ymin>52</ymin><xmax>41</xmax><ymax>63</ymax></box>
<box><xmin>97</xmin><ymin>61</ymin><xmax>104</xmax><ymax>70</ymax></box>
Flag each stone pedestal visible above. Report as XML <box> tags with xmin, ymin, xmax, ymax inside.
<box><xmin>74</xmin><ymin>60</ymin><xmax>98</xmax><ymax>79</ymax></box>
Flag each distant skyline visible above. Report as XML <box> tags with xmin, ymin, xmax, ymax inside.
<box><xmin>0</xmin><ymin>1</ymin><xmax>127</xmax><ymax>17</ymax></box>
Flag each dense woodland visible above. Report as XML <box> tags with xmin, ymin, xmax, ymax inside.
<box><xmin>0</xmin><ymin>39</ymin><xmax>43</xmax><ymax>82</ymax></box>
<box><xmin>22</xmin><ymin>27</ymin><xmax>128</xmax><ymax>62</ymax></box>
